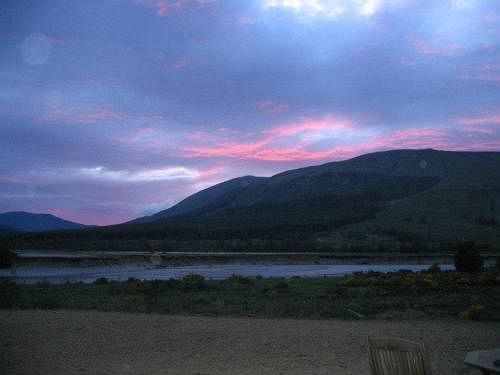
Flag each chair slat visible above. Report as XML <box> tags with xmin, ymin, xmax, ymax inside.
<box><xmin>367</xmin><ymin>337</ymin><xmax>432</xmax><ymax>375</ymax></box>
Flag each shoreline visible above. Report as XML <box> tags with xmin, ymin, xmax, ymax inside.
<box><xmin>11</xmin><ymin>249</ymin><xmax>476</xmax><ymax>267</ymax></box>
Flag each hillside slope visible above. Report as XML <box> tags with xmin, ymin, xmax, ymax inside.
<box><xmin>133</xmin><ymin>176</ymin><xmax>265</xmax><ymax>223</ymax></box>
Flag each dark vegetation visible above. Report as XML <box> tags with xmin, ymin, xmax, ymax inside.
<box><xmin>454</xmin><ymin>241</ymin><xmax>483</xmax><ymax>272</ymax></box>
<box><xmin>1</xmin><ymin>270</ymin><xmax>499</xmax><ymax>321</ymax></box>
<box><xmin>0</xmin><ymin>244</ymin><xmax>14</xmax><ymax>268</ymax></box>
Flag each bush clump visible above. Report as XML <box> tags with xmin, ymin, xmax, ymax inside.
<box><xmin>454</xmin><ymin>241</ymin><xmax>483</xmax><ymax>272</ymax></box>
<box><xmin>227</xmin><ymin>274</ymin><xmax>252</xmax><ymax>284</ymax></box>
<box><xmin>275</xmin><ymin>280</ymin><xmax>289</xmax><ymax>290</ymax></box>
<box><xmin>460</xmin><ymin>304</ymin><xmax>485</xmax><ymax>320</ymax></box>
<box><xmin>0</xmin><ymin>244</ymin><xmax>14</xmax><ymax>268</ymax></box>
<box><xmin>94</xmin><ymin>277</ymin><xmax>109</xmax><ymax>285</ymax></box>
<box><xmin>427</xmin><ymin>263</ymin><xmax>441</xmax><ymax>273</ymax></box>
<box><xmin>182</xmin><ymin>273</ymin><xmax>205</xmax><ymax>283</ymax></box>
<box><xmin>182</xmin><ymin>273</ymin><xmax>207</xmax><ymax>290</ymax></box>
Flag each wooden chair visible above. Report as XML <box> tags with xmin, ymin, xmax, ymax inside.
<box><xmin>367</xmin><ymin>337</ymin><xmax>432</xmax><ymax>375</ymax></box>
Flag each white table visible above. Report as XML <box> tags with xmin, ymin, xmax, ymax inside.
<box><xmin>465</xmin><ymin>349</ymin><xmax>500</xmax><ymax>375</ymax></box>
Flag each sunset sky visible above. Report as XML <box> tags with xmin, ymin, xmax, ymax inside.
<box><xmin>1</xmin><ymin>0</ymin><xmax>499</xmax><ymax>225</ymax></box>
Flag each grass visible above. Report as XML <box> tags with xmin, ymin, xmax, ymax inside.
<box><xmin>1</xmin><ymin>270</ymin><xmax>499</xmax><ymax>321</ymax></box>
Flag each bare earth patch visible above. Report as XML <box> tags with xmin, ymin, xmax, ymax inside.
<box><xmin>1</xmin><ymin>310</ymin><xmax>499</xmax><ymax>374</ymax></box>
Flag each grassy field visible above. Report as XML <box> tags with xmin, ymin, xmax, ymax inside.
<box><xmin>1</xmin><ymin>270</ymin><xmax>499</xmax><ymax>321</ymax></box>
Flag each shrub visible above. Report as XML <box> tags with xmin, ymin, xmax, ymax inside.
<box><xmin>94</xmin><ymin>277</ymin><xmax>109</xmax><ymax>285</ymax></box>
<box><xmin>454</xmin><ymin>241</ymin><xmax>483</xmax><ymax>272</ymax></box>
<box><xmin>327</xmin><ymin>286</ymin><xmax>349</xmax><ymax>298</ymax></box>
<box><xmin>182</xmin><ymin>273</ymin><xmax>207</xmax><ymax>290</ymax></box>
<box><xmin>182</xmin><ymin>273</ymin><xmax>205</xmax><ymax>283</ymax></box>
<box><xmin>227</xmin><ymin>274</ymin><xmax>252</xmax><ymax>284</ymax></box>
<box><xmin>275</xmin><ymin>281</ymin><xmax>288</xmax><ymax>290</ymax></box>
<box><xmin>427</xmin><ymin>263</ymin><xmax>441</xmax><ymax>273</ymax></box>
<box><xmin>460</xmin><ymin>304</ymin><xmax>485</xmax><ymax>320</ymax></box>
<box><xmin>0</xmin><ymin>245</ymin><xmax>14</xmax><ymax>268</ymax></box>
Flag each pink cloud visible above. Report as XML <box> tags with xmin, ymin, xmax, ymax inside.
<box><xmin>133</xmin><ymin>0</ymin><xmax>185</xmax><ymax>16</ymax></box>
<box><xmin>236</xmin><ymin>14</ymin><xmax>253</xmax><ymax>25</ymax></box>
<box><xmin>180</xmin><ymin>113</ymin><xmax>463</xmax><ymax>162</ymax></box>
<box><xmin>179</xmin><ymin>115</ymin><xmax>500</xmax><ymax>163</ymax></box>
<box><xmin>133</xmin><ymin>0</ymin><xmax>210</xmax><ymax>17</ymax></box>
<box><xmin>75</xmin><ymin>108</ymin><xmax>124</xmax><ymax>124</ymax></box>
<box><xmin>46</xmin><ymin>208</ymin><xmax>121</xmax><ymax>226</ymax></box>
<box><xmin>173</xmin><ymin>58</ymin><xmax>187</xmax><ymax>70</ymax></box>
<box><xmin>456</xmin><ymin>115</ymin><xmax>500</xmax><ymax>126</ymax></box>
<box><xmin>265</xmin><ymin>116</ymin><xmax>354</xmax><ymax>138</ymax></box>
<box><xmin>40</xmin><ymin>106</ymin><xmax>125</xmax><ymax>125</ymax></box>
<box><xmin>113</xmin><ymin>126</ymin><xmax>171</xmax><ymax>153</ymax></box>
<box><xmin>256</xmin><ymin>100</ymin><xmax>290</xmax><ymax>114</ymax></box>
<box><xmin>408</xmin><ymin>36</ymin><xmax>463</xmax><ymax>58</ymax></box>
<box><xmin>399</xmin><ymin>56</ymin><xmax>417</xmax><ymax>66</ymax></box>
<box><xmin>181</xmin><ymin>116</ymin><xmax>361</xmax><ymax>160</ymax></box>
<box><xmin>458</xmin><ymin>63</ymin><xmax>500</xmax><ymax>84</ymax></box>
<box><xmin>458</xmin><ymin>73</ymin><xmax>500</xmax><ymax>83</ymax></box>
<box><xmin>198</xmin><ymin>166</ymin><xmax>224</xmax><ymax>178</ymax></box>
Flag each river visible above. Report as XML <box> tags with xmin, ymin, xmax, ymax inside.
<box><xmin>0</xmin><ymin>263</ymin><xmax>454</xmax><ymax>284</ymax></box>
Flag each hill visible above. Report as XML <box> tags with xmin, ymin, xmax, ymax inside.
<box><xmin>132</xmin><ymin>175</ymin><xmax>266</xmax><ymax>223</ymax></box>
<box><xmin>6</xmin><ymin>149</ymin><xmax>500</xmax><ymax>251</ymax></box>
<box><xmin>0</xmin><ymin>211</ymin><xmax>87</xmax><ymax>232</ymax></box>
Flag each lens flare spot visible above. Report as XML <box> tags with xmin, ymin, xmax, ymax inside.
<box><xmin>21</xmin><ymin>33</ymin><xmax>51</xmax><ymax>66</ymax></box>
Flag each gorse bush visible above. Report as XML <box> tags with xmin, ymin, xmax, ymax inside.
<box><xmin>454</xmin><ymin>241</ymin><xmax>482</xmax><ymax>272</ymax></box>
<box><xmin>182</xmin><ymin>273</ymin><xmax>205</xmax><ymax>283</ymax></box>
<box><xmin>275</xmin><ymin>280</ymin><xmax>289</xmax><ymax>290</ymax></box>
<box><xmin>182</xmin><ymin>273</ymin><xmax>207</xmax><ymax>290</ymax></box>
<box><xmin>227</xmin><ymin>274</ymin><xmax>252</xmax><ymax>284</ymax></box>
<box><xmin>460</xmin><ymin>304</ymin><xmax>486</xmax><ymax>320</ymax></box>
<box><xmin>427</xmin><ymin>263</ymin><xmax>441</xmax><ymax>273</ymax></box>
<box><xmin>94</xmin><ymin>277</ymin><xmax>109</xmax><ymax>285</ymax></box>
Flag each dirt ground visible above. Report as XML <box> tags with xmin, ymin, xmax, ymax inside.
<box><xmin>1</xmin><ymin>310</ymin><xmax>499</xmax><ymax>374</ymax></box>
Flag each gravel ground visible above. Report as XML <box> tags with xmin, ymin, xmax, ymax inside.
<box><xmin>1</xmin><ymin>310</ymin><xmax>499</xmax><ymax>374</ymax></box>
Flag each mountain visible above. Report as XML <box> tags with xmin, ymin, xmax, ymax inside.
<box><xmin>136</xmin><ymin>148</ymin><xmax>500</xmax><ymax>220</ymax></box>
<box><xmin>0</xmin><ymin>211</ymin><xmax>87</xmax><ymax>232</ymax></box>
<box><xmin>7</xmin><ymin>149</ymin><xmax>500</xmax><ymax>251</ymax></box>
<box><xmin>133</xmin><ymin>175</ymin><xmax>266</xmax><ymax>223</ymax></box>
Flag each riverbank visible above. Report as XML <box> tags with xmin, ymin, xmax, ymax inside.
<box><xmin>1</xmin><ymin>310</ymin><xmax>499</xmax><ymax>374</ymax></box>
<box><xmin>11</xmin><ymin>250</ymin><xmax>500</xmax><ymax>268</ymax></box>
<box><xmin>0</xmin><ymin>263</ymin><xmax>456</xmax><ymax>284</ymax></box>
<box><xmin>1</xmin><ymin>271</ymin><xmax>499</xmax><ymax>320</ymax></box>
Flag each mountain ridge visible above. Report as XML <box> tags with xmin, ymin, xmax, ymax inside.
<box><xmin>138</xmin><ymin>148</ymin><xmax>500</xmax><ymax>223</ymax></box>
<box><xmin>0</xmin><ymin>211</ymin><xmax>88</xmax><ymax>232</ymax></box>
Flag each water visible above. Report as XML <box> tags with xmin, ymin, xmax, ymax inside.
<box><xmin>0</xmin><ymin>263</ymin><xmax>454</xmax><ymax>284</ymax></box>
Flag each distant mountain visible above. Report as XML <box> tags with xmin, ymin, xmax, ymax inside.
<box><xmin>7</xmin><ymin>149</ymin><xmax>500</xmax><ymax>250</ymax></box>
<box><xmin>0</xmin><ymin>211</ymin><xmax>87</xmax><ymax>232</ymax></box>
<box><xmin>132</xmin><ymin>175</ymin><xmax>266</xmax><ymax>223</ymax></box>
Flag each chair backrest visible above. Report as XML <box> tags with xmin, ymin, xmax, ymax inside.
<box><xmin>367</xmin><ymin>337</ymin><xmax>432</xmax><ymax>375</ymax></box>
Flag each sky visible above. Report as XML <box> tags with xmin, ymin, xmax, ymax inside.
<box><xmin>1</xmin><ymin>0</ymin><xmax>499</xmax><ymax>225</ymax></box>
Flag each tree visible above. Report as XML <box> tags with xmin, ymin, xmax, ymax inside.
<box><xmin>454</xmin><ymin>241</ymin><xmax>482</xmax><ymax>272</ymax></box>
<box><xmin>0</xmin><ymin>244</ymin><xmax>13</xmax><ymax>268</ymax></box>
